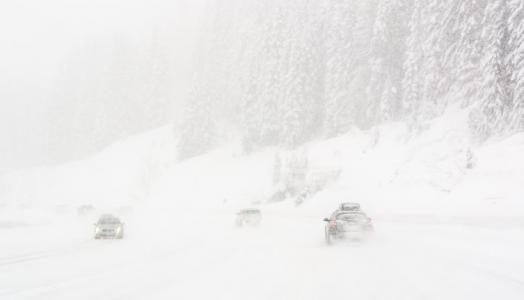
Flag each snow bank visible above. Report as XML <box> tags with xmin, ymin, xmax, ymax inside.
<box><xmin>301</xmin><ymin>108</ymin><xmax>524</xmax><ymax>217</ymax></box>
<box><xmin>0</xmin><ymin>125</ymin><xmax>176</xmax><ymax>211</ymax></box>
<box><xmin>2</xmin><ymin>108</ymin><xmax>523</xmax><ymax>220</ymax></box>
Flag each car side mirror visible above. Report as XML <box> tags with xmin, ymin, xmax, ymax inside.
<box><xmin>323</xmin><ymin>218</ymin><xmax>330</xmax><ymax>222</ymax></box>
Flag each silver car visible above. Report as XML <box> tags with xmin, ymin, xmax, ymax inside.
<box><xmin>236</xmin><ymin>209</ymin><xmax>262</xmax><ymax>227</ymax></box>
<box><xmin>94</xmin><ymin>215</ymin><xmax>124</xmax><ymax>239</ymax></box>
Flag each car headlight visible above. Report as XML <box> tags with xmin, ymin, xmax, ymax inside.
<box><xmin>95</xmin><ymin>227</ymin><xmax>100</xmax><ymax>233</ymax></box>
<box><xmin>116</xmin><ymin>226</ymin><xmax>122</xmax><ymax>233</ymax></box>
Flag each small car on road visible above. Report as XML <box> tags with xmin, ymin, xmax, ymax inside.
<box><xmin>236</xmin><ymin>209</ymin><xmax>262</xmax><ymax>227</ymax></box>
<box><xmin>323</xmin><ymin>206</ymin><xmax>373</xmax><ymax>244</ymax></box>
<box><xmin>94</xmin><ymin>214</ymin><xmax>124</xmax><ymax>239</ymax></box>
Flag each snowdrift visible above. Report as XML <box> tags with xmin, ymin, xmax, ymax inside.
<box><xmin>1</xmin><ymin>109</ymin><xmax>523</xmax><ymax>219</ymax></box>
<box><xmin>0</xmin><ymin>126</ymin><xmax>176</xmax><ymax>211</ymax></box>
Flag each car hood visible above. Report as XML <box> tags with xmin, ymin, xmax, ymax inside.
<box><xmin>336</xmin><ymin>220</ymin><xmax>368</xmax><ymax>226</ymax></box>
<box><xmin>96</xmin><ymin>223</ymin><xmax>122</xmax><ymax>229</ymax></box>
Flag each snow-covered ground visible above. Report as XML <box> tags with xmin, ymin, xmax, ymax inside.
<box><xmin>1</xmin><ymin>111</ymin><xmax>524</xmax><ymax>299</ymax></box>
<box><xmin>1</xmin><ymin>207</ymin><xmax>523</xmax><ymax>300</ymax></box>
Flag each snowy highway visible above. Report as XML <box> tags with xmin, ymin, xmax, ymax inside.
<box><xmin>1</xmin><ymin>208</ymin><xmax>523</xmax><ymax>300</ymax></box>
<box><xmin>2</xmin><ymin>0</ymin><xmax>524</xmax><ymax>299</ymax></box>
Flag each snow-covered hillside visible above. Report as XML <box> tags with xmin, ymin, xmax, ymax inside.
<box><xmin>2</xmin><ymin>109</ymin><xmax>524</xmax><ymax>217</ymax></box>
<box><xmin>0</xmin><ymin>125</ymin><xmax>176</xmax><ymax>211</ymax></box>
<box><xmin>170</xmin><ymin>108</ymin><xmax>524</xmax><ymax>217</ymax></box>
<box><xmin>1</xmin><ymin>112</ymin><xmax>523</xmax><ymax>300</ymax></box>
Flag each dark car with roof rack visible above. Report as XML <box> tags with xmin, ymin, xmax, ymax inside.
<box><xmin>323</xmin><ymin>203</ymin><xmax>373</xmax><ymax>244</ymax></box>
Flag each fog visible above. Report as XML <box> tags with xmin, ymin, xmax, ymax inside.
<box><xmin>2</xmin><ymin>0</ymin><xmax>523</xmax><ymax>173</ymax></box>
<box><xmin>0</xmin><ymin>0</ymin><xmax>205</xmax><ymax>173</ymax></box>
<box><xmin>1</xmin><ymin>1</ymin><xmax>524</xmax><ymax>299</ymax></box>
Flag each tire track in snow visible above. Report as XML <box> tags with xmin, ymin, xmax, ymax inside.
<box><xmin>0</xmin><ymin>240</ymin><xmax>101</xmax><ymax>267</ymax></box>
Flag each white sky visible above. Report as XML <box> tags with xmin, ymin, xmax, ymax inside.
<box><xmin>0</xmin><ymin>0</ymin><xmax>207</xmax><ymax>173</ymax></box>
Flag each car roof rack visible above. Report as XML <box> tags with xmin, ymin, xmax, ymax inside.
<box><xmin>339</xmin><ymin>202</ymin><xmax>361</xmax><ymax>211</ymax></box>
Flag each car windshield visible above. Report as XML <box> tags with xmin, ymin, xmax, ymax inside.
<box><xmin>336</xmin><ymin>213</ymin><xmax>367</xmax><ymax>222</ymax></box>
<box><xmin>98</xmin><ymin>218</ymin><xmax>120</xmax><ymax>224</ymax></box>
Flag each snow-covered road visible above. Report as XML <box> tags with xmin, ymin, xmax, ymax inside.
<box><xmin>1</xmin><ymin>208</ymin><xmax>523</xmax><ymax>300</ymax></box>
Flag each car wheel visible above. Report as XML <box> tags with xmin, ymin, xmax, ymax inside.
<box><xmin>325</xmin><ymin>231</ymin><xmax>332</xmax><ymax>245</ymax></box>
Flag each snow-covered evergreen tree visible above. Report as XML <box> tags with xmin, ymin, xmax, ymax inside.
<box><xmin>507</xmin><ymin>0</ymin><xmax>524</xmax><ymax>132</ymax></box>
<box><xmin>177</xmin><ymin>90</ymin><xmax>216</xmax><ymax>160</ymax></box>
<box><xmin>453</xmin><ymin>0</ymin><xmax>487</xmax><ymax>108</ymax></box>
<box><xmin>367</xmin><ymin>0</ymin><xmax>412</xmax><ymax>123</ymax></box>
<box><xmin>323</xmin><ymin>0</ymin><xmax>358</xmax><ymax>136</ymax></box>
<box><xmin>470</xmin><ymin>0</ymin><xmax>512</xmax><ymax>141</ymax></box>
<box><xmin>182</xmin><ymin>0</ymin><xmax>524</xmax><ymax>158</ymax></box>
<box><xmin>401</xmin><ymin>0</ymin><xmax>424</xmax><ymax>122</ymax></box>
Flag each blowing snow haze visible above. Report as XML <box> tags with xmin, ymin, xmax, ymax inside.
<box><xmin>1</xmin><ymin>1</ymin><xmax>524</xmax><ymax>300</ymax></box>
<box><xmin>0</xmin><ymin>0</ymin><xmax>204</xmax><ymax>173</ymax></box>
